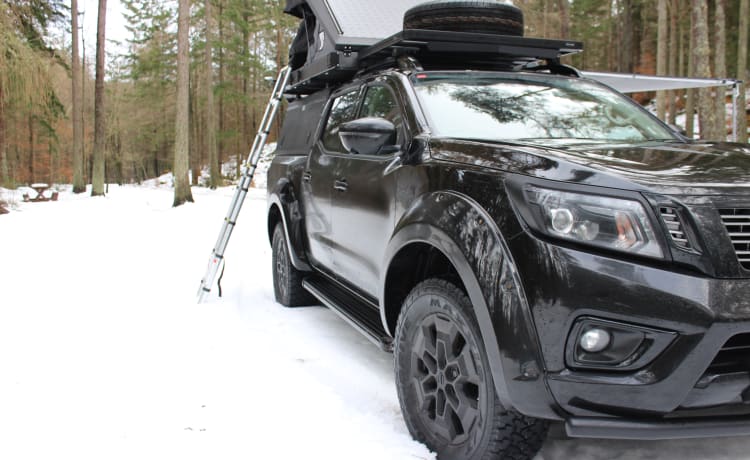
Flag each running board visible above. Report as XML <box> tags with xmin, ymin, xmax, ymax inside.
<box><xmin>302</xmin><ymin>277</ymin><xmax>393</xmax><ymax>352</ymax></box>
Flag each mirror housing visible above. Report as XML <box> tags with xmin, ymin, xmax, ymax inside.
<box><xmin>339</xmin><ymin>117</ymin><xmax>398</xmax><ymax>156</ymax></box>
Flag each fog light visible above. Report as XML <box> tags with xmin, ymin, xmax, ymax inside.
<box><xmin>579</xmin><ymin>328</ymin><xmax>611</xmax><ymax>353</ymax></box>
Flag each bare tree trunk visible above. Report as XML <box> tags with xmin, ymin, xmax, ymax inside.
<box><xmin>667</xmin><ymin>0</ymin><xmax>678</xmax><ymax>124</ymax></box>
<box><xmin>71</xmin><ymin>0</ymin><xmax>85</xmax><ymax>193</ymax></box>
<box><xmin>0</xmin><ymin>83</ymin><xmax>7</xmax><ymax>186</ymax></box>
<box><xmin>189</xmin><ymin>72</ymin><xmax>198</xmax><ymax>185</ymax></box>
<box><xmin>686</xmin><ymin>5</ymin><xmax>696</xmax><ymax>138</ymax></box>
<box><xmin>620</xmin><ymin>0</ymin><xmax>634</xmax><ymax>72</ymax></box>
<box><xmin>174</xmin><ymin>0</ymin><xmax>194</xmax><ymax>206</ymax></box>
<box><xmin>206</xmin><ymin>0</ymin><xmax>219</xmax><ymax>188</ymax></box>
<box><xmin>714</xmin><ymin>0</ymin><xmax>727</xmax><ymax>140</ymax></box>
<box><xmin>240</xmin><ymin>1</ymin><xmax>250</xmax><ymax>180</ymax></box>
<box><xmin>28</xmin><ymin>116</ymin><xmax>34</xmax><ymax>183</ymax></box>
<box><xmin>692</xmin><ymin>0</ymin><xmax>718</xmax><ymax>140</ymax></box>
<box><xmin>656</xmin><ymin>0</ymin><xmax>668</xmax><ymax>120</ymax></box>
<box><xmin>557</xmin><ymin>0</ymin><xmax>569</xmax><ymax>37</ymax></box>
<box><xmin>91</xmin><ymin>0</ymin><xmax>106</xmax><ymax>196</ymax></box>
<box><xmin>738</xmin><ymin>0</ymin><xmax>749</xmax><ymax>143</ymax></box>
<box><xmin>218</xmin><ymin>0</ymin><xmax>225</xmax><ymax>164</ymax></box>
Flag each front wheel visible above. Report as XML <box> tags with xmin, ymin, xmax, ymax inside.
<box><xmin>394</xmin><ymin>279</ymin><xmax>548</xmax><ymax>460</ymax></box>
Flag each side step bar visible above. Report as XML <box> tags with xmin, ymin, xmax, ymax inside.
<box><xmin>302</xmin><ymin>277</ymin><xmax>393</xmax><ymax>352</ymax></box>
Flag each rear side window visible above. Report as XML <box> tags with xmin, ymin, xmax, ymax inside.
<box><xmin>276</xmin><ymin>89</ymin><xmax>331</xmax><ymax>156</ymax></box>
<box><xmin>322</xmin><ymin>90</ymin><xmax>360</xmax><ymax>152</ymax></box>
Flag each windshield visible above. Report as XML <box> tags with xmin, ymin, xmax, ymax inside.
<box><xmin>412</xmin><ymin>73</ymin><xmax>677</xmax><ymax>145</ymax></box>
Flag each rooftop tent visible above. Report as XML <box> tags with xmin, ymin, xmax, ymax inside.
<box><xmin>284</xmin><ymin>0</ymin><xmax>426</xmax><ymax>70</ymax></box>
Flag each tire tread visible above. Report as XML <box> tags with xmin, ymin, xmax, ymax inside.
<box><xmin>272</xmin><ymin>223</ymin><xmax>315</xmax><ymax>307</ymax></box>
<box><xmin>404</xmin><ymin>1</ymin><xmax>524</xmax><ymax>37</ymax></box>
<box><xmin>394</xmin><ymin>278</ymin><xmax>547</xmax><ymax>460</ymax></box>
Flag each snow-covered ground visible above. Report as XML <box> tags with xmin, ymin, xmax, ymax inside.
<box><xmin>2</xmin><ymin>184</ymin><xmax>750</xmax><ymax>460</ymax></box>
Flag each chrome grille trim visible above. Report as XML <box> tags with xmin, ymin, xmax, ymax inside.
<box><xmin>719</xmin><ymin>208</ymin><xmax>750</xmax><ymax>270</ymax></box>
<box><xmin>659</xmin><ymin>207</ymin><xmax>691</xmax><ymax>249</ymax></box>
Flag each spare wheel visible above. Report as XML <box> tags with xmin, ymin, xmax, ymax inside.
<box><xmin>404</xmin><ymin>1</ymin><xmax>525</xmax><ymax>37</ymax></box>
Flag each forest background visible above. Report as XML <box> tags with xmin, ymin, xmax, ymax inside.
<box><xmin>1</xmin><ymin>0</ymin><xmax>749</xmax><ymax>193</ymax></box>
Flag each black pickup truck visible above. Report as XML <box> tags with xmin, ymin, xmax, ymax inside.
<box><xmin>266</xmin><ymin>3</ymin><xmax>750</xmax><ymax>459</ymax></box>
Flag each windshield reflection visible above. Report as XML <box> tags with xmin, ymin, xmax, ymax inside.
<box><xmin>414</xmin><ymin>73</ymin><xmax>677</xmax><ymax>145</ymax></box>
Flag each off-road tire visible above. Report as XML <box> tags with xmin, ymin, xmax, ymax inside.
<box><xmin>394</xmin><ymin>279</ymin><xmax>547</xmax><ymax>460</ymax></box>
<box><xmin>404</xmin><ymin>1</ymin><xmax>525</xmax><ymax>37</ymax></box>
<box><xmin>272</xmin><ymin>223</ymin><xmax>314</xmax><ymax>307</ymax></box>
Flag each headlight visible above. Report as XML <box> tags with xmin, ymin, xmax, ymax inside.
<box><xmin>520</xmin><ymin>185</ymin><xmax>663</xmax><ymax>259</ymax></box>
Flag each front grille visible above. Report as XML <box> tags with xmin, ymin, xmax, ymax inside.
<box><xmin>706</xmin><ymin>333</ymin><xmax>750</xmax><ymax>375</ymax></box>
<box><xmin>659</xmin><ymin>207</ymin><xmax>691</xmax><ymax>250</ymax></box>
<box><xmin>718</xmin><ymin>208</ymin><xmax>750</xmax><ymax>270</ymax></box>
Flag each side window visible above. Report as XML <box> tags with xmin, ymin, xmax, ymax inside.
<box><xmin>360</xmin><ymin>85</ymin><xmax>405</xmax><ymax>146</ymax></box>
<box><xmin>322</xmin><ymin>90</ymin><xmax>360</xmax><ymax>152</ymax></box>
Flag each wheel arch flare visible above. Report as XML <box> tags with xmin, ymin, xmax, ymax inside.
<box><xmin>382</xmin><ymin>190</ymin><xmax>561</xmax><ymax>419</ymax></box>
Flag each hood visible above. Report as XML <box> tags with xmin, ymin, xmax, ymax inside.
<box><xmin>430</xmin><ymin>138</ymin><xmax>750</xmax><ymax>196</ymax></box>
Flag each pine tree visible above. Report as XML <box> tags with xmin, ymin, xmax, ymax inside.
<box><xmin>656</xmin><ymin>0</ymin><xmax>668</xmax><ymax>120</ymax></box>
<box><xmin>91</xmin><ymin>0</ymin><xmax>107</xmax><ymax>196</ymax></box>
<box><xmin>692</xmin><ymin>0</ymin><xmax>719</xmax><ymax>140</ymax></box>
<box><xmin>206</xmin><ymin>0</ymin><xmax>219</xmax><ymax>189</ymax></box>
<box><xmin>173</xmin><ymin>0</ymin><xmax>194</xmax><ymax>206</ymax></box>
<box><xmin>714</xmin><ymin>0</ymin><xmax>727</xmax><ymax>140</ymax></box>
<box><xmin>72</xmin><ymin>0</ymin><xmax>85</xmax><ymax>193</ymax></box>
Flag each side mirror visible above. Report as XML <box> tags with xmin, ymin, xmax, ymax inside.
<box><xmin>339</xmin><ymin>117</ymin><xmax>398</xmax><ymax>156</ymax></box>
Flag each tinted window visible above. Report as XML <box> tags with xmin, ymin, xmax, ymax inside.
<box><xmin>360</xmin><ymin>86</ymin><xmax>404</xmax><ymax>146</ymax></box>
<box><xmin>322</xmin><ymin>90</ymin><xmax>360</xmax><ymax>152</ymax></box>
<box><xmin>276</xmin><ymin>89</ymin><xmax>331</xmax><ymax>156</ymax></box>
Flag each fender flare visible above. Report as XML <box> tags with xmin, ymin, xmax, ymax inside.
<box><xmin>267</xmin><ymin>178</ymin><xmax>311</xmax><ymax>272</ymax></box>
<box><xmin>381</xmin><ymin>190</ymin><xmax>551</xmax><ymax>415</ymax></box>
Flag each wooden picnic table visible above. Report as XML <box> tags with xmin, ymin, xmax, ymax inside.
<box><xmin>23</xmin><ymin>183</ymin><xmax>58</xmax><ymax>202</ymax></box>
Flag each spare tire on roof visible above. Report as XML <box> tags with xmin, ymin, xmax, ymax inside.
<box><xmin>404</xmin><ymin>1</ymin><xmax>524</xmax><ymax>37</ymax></box>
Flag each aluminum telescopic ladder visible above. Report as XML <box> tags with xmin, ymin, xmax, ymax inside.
<box><xmin>197</xmin><ymin>66</ymin><xmax>292</xmax><ymax>303</ymax></box>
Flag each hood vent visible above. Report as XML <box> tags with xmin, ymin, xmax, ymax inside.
<box><xmin>719</xmin><ymin>208</ymin><xmax>750</xmax><ymax>270</ymax></box>
<box><xmin>659</xmin><ymin>207</ymin><xmax>691</xmax><ymax>250</ymax></box>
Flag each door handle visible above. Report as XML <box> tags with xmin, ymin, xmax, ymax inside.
<box><xmin>334</xmin><ymin>179</ymin><xmax>348</xmax><ymax>192</ymax></box>
<box><xmin>303</xmin><ymin>171</ymin><xmax>312</xmax><ymax>183</ymax></box>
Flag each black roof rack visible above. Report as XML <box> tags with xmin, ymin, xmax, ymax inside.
<box><xmin>286</xmin><ymin>29</ymin><xmax>584</xmax><ymax>95</ymax></box>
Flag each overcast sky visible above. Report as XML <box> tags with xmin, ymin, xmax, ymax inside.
<box><xmin>78</xmin><ymin>0</ymin><xmax>129</xmax><ymax>56</ymax></box>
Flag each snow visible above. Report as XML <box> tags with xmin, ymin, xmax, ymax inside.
<box><xmin>2</xmin><ymin>183</ymin><xmax>750</xmax><ymax>459</ymax></box>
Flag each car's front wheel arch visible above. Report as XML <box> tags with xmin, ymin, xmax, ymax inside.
<box><xmin>382</xmin><ymin>191</ymin><xmax>560</xmax><ymax>421</ymax></box>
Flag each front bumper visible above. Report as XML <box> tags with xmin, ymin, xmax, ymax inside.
<box><xmin>565</xmin><ymin>415</ymin><xmax>750</xmax><ymax>440</ymax></box>
<box><xmin>511</xmin><ymin>236</ymin><xmax>750</xmax><ymax>437</ymax></box>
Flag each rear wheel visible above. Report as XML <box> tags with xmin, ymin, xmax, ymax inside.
<box><xmin>394</xmin><ymin>279</ymin><xmax>547</xmax><ymax>460</ymax></box>
<box><xmin>272</xmin><ymin>223</ymin><xmax>314</xmax><ymax>307</ymax></box>
<box><xmin>404</xmin><ymin>1</ymin><xmax>525</xmax><ymax>37</ymax></box>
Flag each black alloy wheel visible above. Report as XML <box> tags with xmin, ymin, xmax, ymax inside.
<box><xmin>395</xmin><ymin>279</ymin><xmax>547</xmax><ymax>460</ymax></box>
<box><xmin>410</xmin><ymin>310</ymin><xmax>484</xmax><ymax>445</ymax></box>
